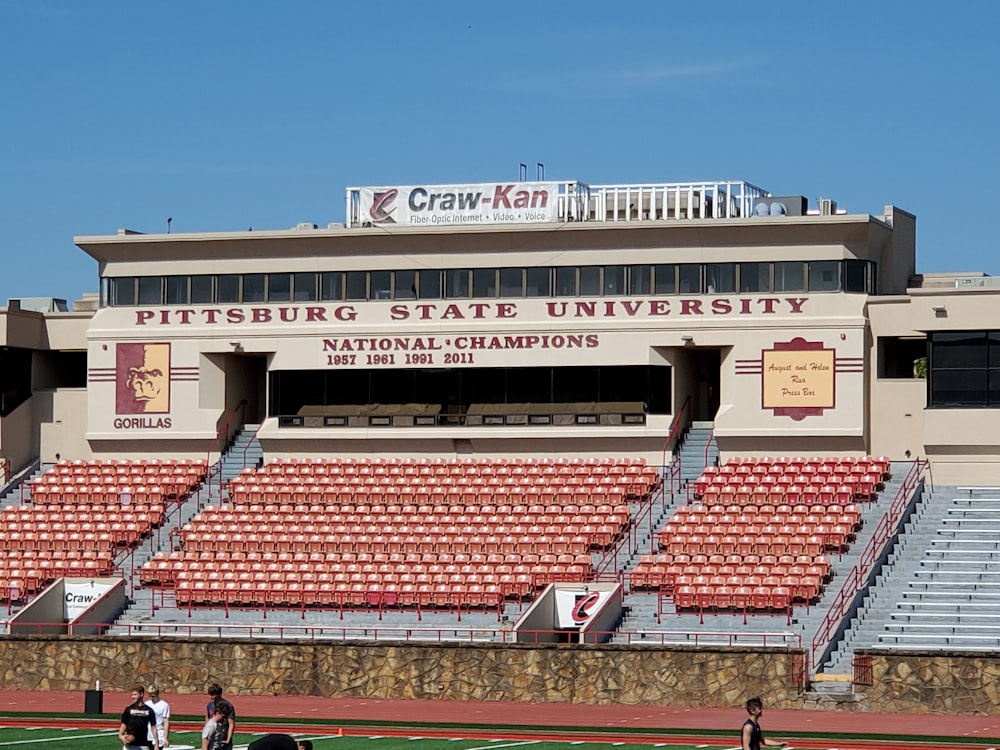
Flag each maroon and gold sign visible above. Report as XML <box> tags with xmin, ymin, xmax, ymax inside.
<box><xmin>761</xmin><ymin>338</ymin><xmax>835</xmax><ymax>420</ymax></box>
<box><xmin>116</xmin><ymin>343</ymin><xmax>171</xmax><ymax>414</ymax></box>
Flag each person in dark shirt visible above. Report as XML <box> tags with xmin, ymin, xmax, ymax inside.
<box><xmin>206</xmin><ymin>682</ymin><xmax>236</xmax><ymax>747</ymax></box>
<box><xmin>119</xmin><ymin>685</ymin><xmax>160</xmax><ymax>750</ymax></box>
<box><xmin>248</xmin><ymin>735</ymin><xmax>312</xmax><ymax>750</ymax></box>
<box><xmin>741</xmin><ymin>697</ymin><xmax>786</xmax><ymax>750</ymax></box>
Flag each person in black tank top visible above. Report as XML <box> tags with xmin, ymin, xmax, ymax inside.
<box><xmin>742</xmin><ymin>697</ymin><xmax>786</xmax><ymax>750</ymax></box>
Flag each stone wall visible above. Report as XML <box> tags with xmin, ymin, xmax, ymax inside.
<box><xmin>4</xmin><ymin>638</ymin><xmax>997</xmax><ymax>714</ymax></box>
<box><xmin>859</xmin><ymin>649</ymin><xmax>1000</xmax><ymax>715</ymax></box>
<box><xmin>0</xmin><ymin>637</ymin><xmax>805</xmax><ymax>707</ymax></box>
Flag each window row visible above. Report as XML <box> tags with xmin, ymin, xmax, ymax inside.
<box><xmin>104</xmin><ymin>260</ymin><xmax>875</xmax><ymax>307</ymax></box>
<box><xmin>929</xmin><ymin>331</ymin><xmax>1000</xmax><ymax>407</ymax></box>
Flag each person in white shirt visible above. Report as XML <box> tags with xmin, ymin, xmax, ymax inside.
<box><xmin>145</xmin><ymin>686</ymin><xmax>170</xmax><ymax>748</ymax></box>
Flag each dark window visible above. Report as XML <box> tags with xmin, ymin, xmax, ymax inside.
<box><xmin>370</xmin><ymin>270</ymin><xmax>391</xmax><ymax>300</ymax></box>
<box><xmin>395</xmin><ymin>270</ymin><xmax>417</xmax><ymax>300</ymax></box>
<box><xmin>345</xmin><ymin>271</ymin><xmax>367</xmax><ymax>301</ymax></box>
<box><xmin>243</xmin><ymin>274</ymin><xmax>265</xmax><ymax>303</ymax></box>
<box><xmin>191</xmin><ymin>276</ymin><xmax>214</xmax><ymax>303</ymax></box>
<box><xmin>525</xmin><ymin>267</ymin><xmax>550</xmax><ymax>297</ymax></box>
<box><xmin>499</xmin><ymin>268</ymin><xmax>523</xmax><ymax>298</ymax></box>
<box><xmin>653</xmin><ymin>265</ymin><xmax>676</xmax><ymax>294</ymax></box>
<box><xmin>775</xmin><ymin>262</ymin><xmax>805</xmax><ymax>292</ymax></box>
<box><xmin>137</xmin><ymin>277</ymin><xmax>162</xmax><ymax>305</ymax></box>
<box><xmin>555</xmin><ymin>267</ymin><xmax>577</xmax><ymax>296</ymax></box>
<box><xmin>603</xmin><ymin>266</ymin><xmax>626</xmax><ymax>295</ymax></box>
<box><xmin>166</xmin><ymin>277</ymin><xmax>189</xmax><ymax>305</ymax></box>
<box><xmin>739</xmin><ymin>262</ymin><xmax>769</xmax><ymax>293</ymax></box>
<box><xmin>844</xmin><ymin>260</ymin><xmax>869</xmax><ymax>293</ymax></box>
<box><xmin>320</xmin><ymin>272</ymin><xmax>344</xmax><ymax>301</ymax></box>
<box><xmin>445</xmin><ymin>269</ymin><xmax>471</xmax><ymax>299</ymax></box>
<box><xmin>580</xmin><ymin>267</ymin><xmax>601</xmax><ymax>296</ymax></box>
<box><xmin>706</xmin><ymin>264</ymin><xmax>736</xmax><ymax>294</ymax></box>
<box><xmin>877</xmin><ymin>336</ymin><xmax>927</xmax><ymax>379</ymax></box>
<box><xmin>629</xmin><ymin>265</ymin><xmax>652</xmax><ymax>295</ymax></box>
<box><xmin>218</xmin><ymin>275</ymin><xmax>240</xmax><ymax>303</ymax></box>
<box><xmin>292</xmin><ymin>273</ymin><xmax>317</xmax><ymax>301</ymax></box>
<box><xmin>473</xmin><ymin>268</ymin><xmax>497</xmax><ymax>298</ymax></box>
<box><xmin>268</xmin><ymin>273</ymin><xmax>292</xmax><ymax>302</ymax></box>
<box><xmin>928</xmin><ymin>331</ymin><xmax>1000</xmax><ymax>407</ymax></box>
<box><xmin>678</xmin><ymin>264</ymin><xmax>701</xmax><ymax>294</ymax></box>
<box><xmin>808</xmin><ymin>261</ymin><xmax>840</xmax><ymax>292</ymax></box>
<box><xmin>418</xmin><ymin>270</ymin><xmax>441</xmax><ymax>299</ymax></box>
<box><xmin>110</xmin><ymin>277</ymin><xmax>136</xmax><ymax>306</ymax></box>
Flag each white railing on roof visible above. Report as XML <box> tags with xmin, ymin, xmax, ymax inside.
<box><xmin>345</xmin><ymin>180</ymin><xmax>768</xmax><ymax>227</ymax></box>
<box><xmin>588</xmin><ymin>181</ymin><xmax>769</xmax><ymax>222</ymax></box>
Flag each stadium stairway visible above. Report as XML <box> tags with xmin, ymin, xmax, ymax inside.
<box><xmin>114</xmin><ymin>425</ymin><xmax>263</xmax><ymax>627</ymax></box>
<box><xmin>614</xmin><ymin>462</ymin><xmax>918</xmax><ymax>652</ymax></box>
<box><xmin>677</xmin><ymin>422</ymin><xmax>718</xmax><ymax>488</ymax></box>
<box><xmin>613</xmin><ymin>424</ymin><xmax>714</xmax><ymax>636</ymax></box>
<box><xmin>218</xmin><ymin>423</ymin><xmax>264</xmax><ymax>483</ymax></box>
<box><xmin>872</xmin><ymin>487</ymin><xmax>1000</xmax><ymax>650</ymax></box>
<box><xmin>809</xmin><ymin>470</ymin><xmax>939</xmax><ymax>675</ymax></box>
<box><xmin>0</xmin><ymin>459</ymin><xmax>43</xmax><ymax>509</ymax></box>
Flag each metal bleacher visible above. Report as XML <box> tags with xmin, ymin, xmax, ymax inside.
<box><xmin>877</xmin><ymin>490</ymin><xmax>1000</xmax><ymax>649</ymax></box>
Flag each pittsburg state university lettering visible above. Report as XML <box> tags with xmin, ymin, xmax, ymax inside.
<box><xmin>133</xmin><ymin>297</ymin><xmax>808</xmax><ymax>326</ymax></box>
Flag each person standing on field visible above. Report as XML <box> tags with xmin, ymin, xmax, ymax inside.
<box><xmin>742</xmin><ymin>697</ymin><xmax>786</xmax><ymax>750</ymax></box>
<box><xmin>119</xmin><ymin>685</ymin><xmax>160</xmax><ymax>750</ymax></box>
<box><xmin>145</xmin><ymin>685</ymin><xmax>170</xmax><ymax>748</ymax></box>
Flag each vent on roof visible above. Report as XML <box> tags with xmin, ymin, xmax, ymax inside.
<box><xmin>956</xmin><ymin>277</ymin><xmax>1000</xmax><ymax>289</ymax></box>
<box><xmin>752</xmin><ymin>196</ymin><xmax>807</xmax><ymax>217</ymax></box>
<box><xmin>818</xmin><ymin>197</ymin><xmax>838</xmax><ymax>216</ymax></box>
<box><xmin>294</xmin><ymin>223</ymin><xmax>318</xmax><ymax>230</ymax></box>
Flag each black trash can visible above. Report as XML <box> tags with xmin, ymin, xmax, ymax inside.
<box><xmin>84</xmin><ymin>689</ymin><xmax>103</xmax><ymax>715</ymax></box>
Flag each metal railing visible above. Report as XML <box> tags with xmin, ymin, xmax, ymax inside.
<box><xmin>206</xmin><ymin>399</ymin><xmax>247</xmax><ymax>496</ymax></box>
<box><xmin>661</xmin><ymin>395</ymin><xmax>692</xmax><ymax>497</ymax></box>
<box><xmin>809</xmin><ymin>459</ymin><xmax>928</xmax><ymax>672</ymax></box>
<box><xmin>0</xmin><ymin>619</ymin><xmax>801</xmax><ymax>647</ymax></box>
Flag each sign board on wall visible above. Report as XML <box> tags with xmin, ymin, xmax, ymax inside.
<box><xmin>358</xmin><ymin>182</ymin><xmax>559</xmax><ymax>226</ymax></box>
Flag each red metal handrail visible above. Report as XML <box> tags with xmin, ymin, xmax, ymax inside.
<box><xmin>7</xmin><ymin>618</ymin><xmax>802</xmax><ymax>647</ymax></box>
<box><xmin>809</xmin><ymin>458</ymin><xmax>928</xmax><ymax>670</ymax></box>
<box><xmin>661</xmin><ymin>395</ymin><xmax>691</xmax><ymax>495</ymax></box>
<box><xmin>206</xmin><ymin>399</ymin><xmax>248</xmax><ymax>497</ymax></box>
<box><xmin>241</xmin><ymin>421</ymin><xmax>265</xmax><ymax>472</ymax></box>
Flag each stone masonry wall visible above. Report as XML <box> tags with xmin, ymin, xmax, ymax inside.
<box><xmin>0</xmin><ymin>637</ymin><xmax>805</xmax><ymax>707</ymax></box>
<box><xmin>2</xmin><ymin>638</ymin><xmax>997</xmax><ymax>714</ymax></box>
<box><xmin>859</xmin><ymin>649</ymin><xmax>1000</xmax><ymax>715</ymax></box>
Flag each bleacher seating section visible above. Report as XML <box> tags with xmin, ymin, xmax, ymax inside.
<box><xmin>630</xmin><ymin>456</ymin><xmax>891</xmax><ymax>616</ymax></box>
<box><xmin>140</xmin><ymin>457</ymin><xmax>661</xmax><ymax>612</ymax></box>
<box><xmin>0</xmin><ymin>459</ymin><xmax>207</xmax><ymax>600</ymax></box>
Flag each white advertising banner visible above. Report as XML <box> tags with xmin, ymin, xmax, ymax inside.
<box><xmin>359</xmin><ymin>182</ymin><xmax>559</xmax><ymax>226</ymax></box>
<box><xmin>64</xmin><ymin>580</ymin><xmax>118</xmax><ymax>619</ymax></box>
<box><xmin>554</xmin><ymin>588</ymin><xmax>613</xmax><ymax>629</ymax></box>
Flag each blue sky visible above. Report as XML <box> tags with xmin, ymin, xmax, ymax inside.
<box><xmin>2</xmin><ymin>1</ymin><xmax>997</xmax><ymax>307</ymax></box>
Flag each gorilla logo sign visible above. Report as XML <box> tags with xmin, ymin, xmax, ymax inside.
<box><xmin>116</xmin><ymin>343</ymin><xmax>170</xmax><ymax>414</ymax></box>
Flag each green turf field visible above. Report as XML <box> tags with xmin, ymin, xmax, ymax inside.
<box><xmin>0</xmin><ymin>727</ymin><xmax>738</xmax><ymax>750</ymax></box>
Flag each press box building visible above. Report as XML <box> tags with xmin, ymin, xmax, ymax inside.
<box><xmin>0</xmin><ymin>178</ymin><xmax>997</xmax><ymax>485</ymax></box>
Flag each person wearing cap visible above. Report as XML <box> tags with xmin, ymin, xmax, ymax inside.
<box><xmin>145</xmin><ymin>685</ymin><xmax>170</xmax><ymax>748</ymax></box>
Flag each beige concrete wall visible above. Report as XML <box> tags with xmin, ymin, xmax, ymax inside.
<box><xmin>0</xmin><ymin>398</ymin><xmax>40</xmax><ymax>472</ymax></box>
<box><xmin>38</xmin><ymin>389</ymin><xmax>91</xmax><ymax>462</ymax></box>
<box><xmin>868</xmin><ymin>292</ymin><xmax>1000</xmax><ymax>484</ymax></box>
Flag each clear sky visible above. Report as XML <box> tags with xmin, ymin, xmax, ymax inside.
<box><xmin>2</xmin><ymin>1</ymin><xmax>997</xmax><ymax>307</ymax></box>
